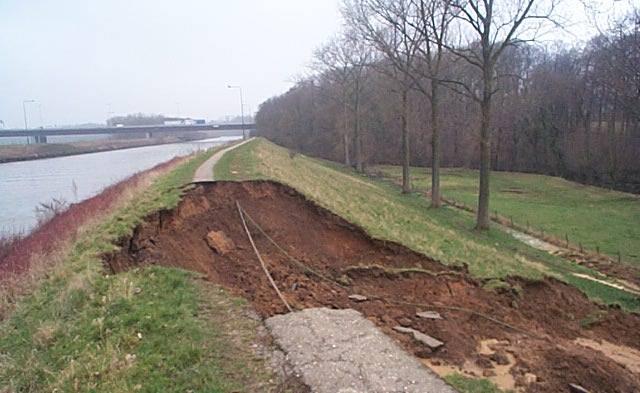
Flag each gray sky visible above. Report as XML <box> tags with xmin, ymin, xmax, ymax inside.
<box><xmin>0</xmin><ymin>0</ymin><xmax>632</xmax><ymax>129</ymax></box>
<box><xmin>0</xmin><ymin>0</ymin><xmax>342</xmax><ymax>128</ymax></box>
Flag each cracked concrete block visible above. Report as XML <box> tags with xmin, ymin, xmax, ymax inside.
<box><xmin>348</xmin><ymin>294</ymin><xmax>368</xmax><ymax>302</ymax></box>
<box><xmin>393</xmin><ymin>326</ymin><xmax>444</xmax><ymax>350</ymax></box>
<box><xmin>266</xmin><ymin>308</ymin><xmax>456</xmax><ymax>393</ymax></box>
<box><xmin>416</xmin><ymin>311</ymin><xmax>443</xmax><ymax>320</ymax></box>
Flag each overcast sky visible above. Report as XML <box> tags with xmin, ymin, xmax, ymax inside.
<box><xmin>0</xmin><ymin>0</ymin><xmax>342</xmax><ymax>128</ymax></box>
<box><xmin>0</xmin><ymin>0</ymin><xmax>632</xmax><ymax>129</ymax></box>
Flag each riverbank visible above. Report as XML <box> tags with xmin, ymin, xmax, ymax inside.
<box><xmin>0</xmin><ymin>135</ymin><xmax>207</xmax><ymax>163</ymax></box>
<box><xmin>0</xmin><ymin>145</ymin><xmax>296</xmax><ymax>392</ymax></box>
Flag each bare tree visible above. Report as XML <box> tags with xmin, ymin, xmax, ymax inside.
<box><xmin>444</xmin><ymin>0</ymin><xmax>560</xmax><ymax>230</ymax></box>
<box><xmin>344</xmin><ymin>0</ymin><xmax>455</xmax><ymax>203</ymax></box>
<box><xmin>256</xmin><ymin>4</ymin><xmax>640</xmax><ymax>196</ymax></box>
<box><xmin>314</xmin><ymin>32</ymin><xmax>372</xmax><ymax>171</ymax></box>
<box><xmin>412</xmin><ymin>0</ymin><xmax>455</xmax><ymax>207</ymax></box>
<box><xmin>344</xmin><ymin>0</ymin><xmax>423</xmax><ymax>193</ymax></box>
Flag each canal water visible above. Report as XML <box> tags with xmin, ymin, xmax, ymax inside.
<box><xmin>0</xmin><ymin>136</ymin><xmax>240</xmax><ymax>234</ymax></box>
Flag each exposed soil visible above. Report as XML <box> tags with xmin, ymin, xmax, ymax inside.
<box><xmin>105</xmin><ymin>181</ymin><xmax>640</xmax><ymax>393</ymax></box>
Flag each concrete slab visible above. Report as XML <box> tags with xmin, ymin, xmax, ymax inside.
<box><xmin>393</xmin><ymin>326</ymin><xmax>444</xmax><ymax>350</ymax></box>
<box><xmin>265</xmin><ymin>308</ymin><xmax>456</xmax><ymax>393</ymax></box>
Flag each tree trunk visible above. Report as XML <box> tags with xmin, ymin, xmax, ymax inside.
<box><xmin>343</xmin><ymin>132</ymin><xmax>351</xmax><ymax>167</ymax></box>
<box><xmin>401</xmin><ymin>88</ymin><xmax>411</xmax><ymax>193</ymax></box>
<box><xmin>343</xmin><ymin>96</ymin><xmax>351</xmax><ymax>167</ymax></box>
<box><xmin>608</xmin><ymin>99</ymin><xmax>618</xmax><ymax>186</ymax></box>
<box><xmin>583</xmin><ymin>108</ymin><xmax>591</xmax><ymax>169</ymax></box>
<box><xmin>354</xmin><ymin>79</ymin><xmax>364</xmax><ymax>172</ymax></box>
<box><xmin>476</xmin><ymin>68</ymin><xmax>493</xmax><ymax>231</ymax></box>
<box><xmin>430</xmin><ymin>82</ymin><xmax>441</xmax><ymax>207</ymax></box>
<box><xmin>494</xmin><ymin>127</ymin><xmax>502</xmax><ymax>171</ymax></box>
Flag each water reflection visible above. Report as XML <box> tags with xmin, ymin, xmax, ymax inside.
<box><xmin>0</xmin><ymin>136</ymin><xmax>240</xmax><ymax>234</ymax></box>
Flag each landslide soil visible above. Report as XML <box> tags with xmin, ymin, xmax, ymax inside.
<box><xmin>106</xmin><ymin>181</ymin><xmax>640</xmax><ymax>393</ymax></box>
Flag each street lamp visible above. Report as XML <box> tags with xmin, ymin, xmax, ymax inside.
<box><xmin>23</xmin><ymin>99</ymin><xmax>36</xmax><ymax>130</ymax></box>
<box><xmin>227</xmin><ymin>85</ymin><xmax>246</xmax><ymax>140</ymax></box>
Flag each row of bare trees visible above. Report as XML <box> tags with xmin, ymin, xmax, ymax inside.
<box><xmin>256</xmin><ymin>1</ymin><xmax>640</xmax><ymax>230</ymax></box>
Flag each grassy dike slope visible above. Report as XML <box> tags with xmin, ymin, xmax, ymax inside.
<box><xmin>0</xmin><ymin>149</ymin><xmax>279</xmax><ymax>392</ymax></box>
<box><xmin>373</xmin><ymin>165</ymin><xmax>640</xmax><ymax>266</ymax></box>
<box><xmin>215</xmin><ymin>138</ymin><xmax>639</xmax><ymax>312</ymax></box>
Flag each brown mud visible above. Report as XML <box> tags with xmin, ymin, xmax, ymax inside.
<box><xmin>106</xmin><ymin>181</ymin><xmax>640</xmax><ymax>393</ymax></box>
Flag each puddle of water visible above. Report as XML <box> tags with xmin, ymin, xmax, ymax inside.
<box><xmin>423</xmin><ymin>339</ymin><xmax>520</xmax><ymax>392</ymax></box>
<box><xmin>575</xmin><ymin>338</ymin><xmax>640</xmax><ymax>375</ymax></box>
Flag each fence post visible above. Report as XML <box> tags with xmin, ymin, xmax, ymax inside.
<box><xmin>510</xmin><ymin>216</ymin><xmax>514</xmax><ymax>227</ymax></box>
<box><xmin>618</xmin><ymin>251</ymin><xmax>622</xmax><ymax>264</ymax></box>
<box><xmin>596</xmin><ymin>246</ymin><xmax>600</xmax><ymax>255</ymax></box>
<box><xmin>565</xmin><ymin>233</ymin><xmax>569</xmax><ymax>248</ymax></box>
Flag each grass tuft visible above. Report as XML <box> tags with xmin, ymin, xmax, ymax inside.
<box><xmin>444</xmin><ymin>373</ymin><xmax>513</xmax><ymax>393</ymax></box>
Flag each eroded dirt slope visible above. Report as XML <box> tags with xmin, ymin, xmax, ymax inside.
<box><xmin>106</xmin><ymin>181</ymin><xmax>640</xmax><ymax>393</ymax></box>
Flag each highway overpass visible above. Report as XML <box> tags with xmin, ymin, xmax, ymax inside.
<box><xmin>0</xmin><ymin>123</ymin><xmax>255</xmax><ymax>142</ymax></box>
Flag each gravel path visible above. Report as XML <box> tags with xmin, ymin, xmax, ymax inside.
<box><xmin>266</xmin><ymin>308</ymin><xmax>456</xmax><ymax>393</ymax></box>
<box><xmin>193</xmin><ymin>138</ymin><xmax>253</xmax><ymax>182</ymax></box>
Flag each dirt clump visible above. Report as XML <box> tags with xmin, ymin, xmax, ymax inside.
<box><xmin>206</xmin><ymin>230</ymin><xmax>235</xmax><ymax>255</ymax></box>
<box><xmin>105</xmin><ymin>181</ymin><xmax>640</xmax><ymax>393</ymax></box>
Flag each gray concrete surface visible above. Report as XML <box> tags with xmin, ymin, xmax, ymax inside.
<box><xmin>266</xmin><ymin>308</ymin><xmax>457</xmax><ymax>393</ymax></box>
<box><xmin>192</xmin><ymin>137</ymin><xmax>254</xmax><ymax>182</ymax></box>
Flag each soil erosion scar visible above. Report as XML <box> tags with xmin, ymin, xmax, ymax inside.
<box><xmin>105</xmin><ymin>181</ymin><xmax>640</xmax><ymax>393</ymax></box>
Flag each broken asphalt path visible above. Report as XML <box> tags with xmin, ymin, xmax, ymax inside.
<box><xmin>266</xmin><ymin>308</ymin><xmax>456</xmax><ymax>393</ymax></box>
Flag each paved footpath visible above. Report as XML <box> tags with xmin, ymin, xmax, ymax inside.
<box><xmin>266</xmin><ymin>308</ymin><xmax>456</xmax><ymax>393</ymax></box>
<box><xmin>193</xmin><ymin>137</ymin><xmax>254</xmax><ymax>182</ymax></box>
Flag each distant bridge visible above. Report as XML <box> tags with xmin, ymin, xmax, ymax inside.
<box><xmin>0</xmin><ymin>123</ymin><xmax>255</xmax><ymax>142</ymax></box>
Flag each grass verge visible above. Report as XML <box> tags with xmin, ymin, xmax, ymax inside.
<box><xmin>215</xmin><ymin>138</ymin><xmax>639</xmax><ymax>312</ymax></box>
<box><xmin>0</xmin><ymin>147</ymin><xmax>283</xmax><ymax>392</ymax></box>
<box><xmin>444</xmin><ymin>374</ymin><xmax>513</xmax><ymax>393</ymax></box>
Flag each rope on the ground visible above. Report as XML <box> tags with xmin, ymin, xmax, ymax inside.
<box><xmin>236</xmin><ymin>200</ymin><xmax>293</xmax><ymax>313</ymax></box>
<box><xmin>241</xmin><ymin>208</ymin><xmax>348</xmax><ymax>289</ymax></box>
<box><xmin>239</xmin><ymin>206</ymin><xmax>538</xmax><ymax>338</ymax></box>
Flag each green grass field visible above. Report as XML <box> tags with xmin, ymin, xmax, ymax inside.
<box><xmin>373</xmin><ymin>165</ymin><xmax>640</xmax><ymax>266</ymax></box>
<box><xmin>216</xmin><ymin>138</ymin><xmax>639</xmax><ymax>312</ymax></box>
<box><xmin>0</xmin><ymin>148</ymin><xmax>284</xmax><ymax>392</ymax></box>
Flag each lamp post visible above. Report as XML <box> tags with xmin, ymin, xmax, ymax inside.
<box><xmin>38</xmin><ymin>103</ymin><xmax>44</xmax><ymax>128</ymax></box>
<box><xmin>23</xmin><ymin>99</ymin><xmax>36</xmax><ymax>130</ymax></box>
<box><xmin>227</xmin><ymin>85</ymin><xmax>246</xmax><ymax>140</ymax></box>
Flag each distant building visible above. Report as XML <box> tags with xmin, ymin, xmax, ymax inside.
<box><xmin>163</xmin><ymin>117</ymin><xmax>205</xmax><ymax>126</ymax></box>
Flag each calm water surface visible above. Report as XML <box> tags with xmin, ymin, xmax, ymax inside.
<box><xmin>0</xmin><ymin>136</ymin><xmax>240</xmax><ymax>234</ymax></box>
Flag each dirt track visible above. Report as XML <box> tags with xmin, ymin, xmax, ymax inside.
<box><xmin>106</xmin><ymin>181</ymin><xmax>640</xmax><ymax>393</ymax></box>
